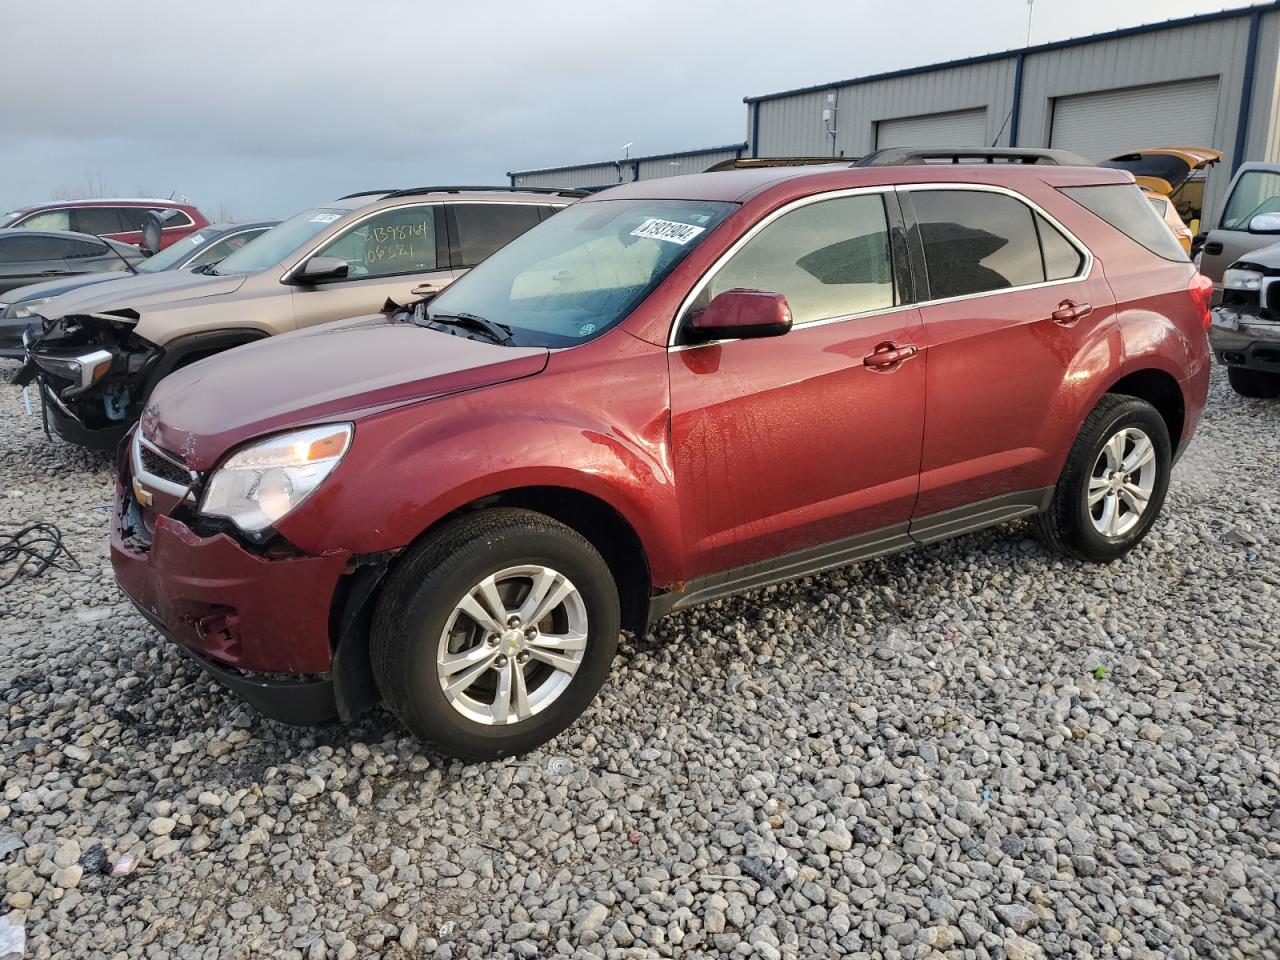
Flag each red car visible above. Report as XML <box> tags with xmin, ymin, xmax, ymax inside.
<box><xmin>112</xmin><ymin>161</ymin><xmax>1212</xmax><ymax>760</ymax></box>
<box><xmin>1</xmin><ymin>198</ymin><xmax>209</xmax><ymax>250</ymax></box>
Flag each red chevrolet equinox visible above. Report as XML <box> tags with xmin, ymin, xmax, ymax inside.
<box><xmin>112</xmin><ymin>162</ymin><xmax>1212</xmax><ymax>760</ymax></box>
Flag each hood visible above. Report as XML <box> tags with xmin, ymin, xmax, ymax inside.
<box><xmin>143</xmin><ymin>312</ymin><xmax>550</xmax><ymax>469</ymax></box>
<box><xmin>1230</xmin><ymin>239</ymin><xmax>1280</xmax><ymax>271</ymax></box>
<box><xmin>40</xmin><ymin>269</ymin><xmax>246</xmax><ymax>322</ymax></box>
<box><xmin>2</xmin><ymin>271</ymin><xmax>129</xmax><ymax>306</ymax></box>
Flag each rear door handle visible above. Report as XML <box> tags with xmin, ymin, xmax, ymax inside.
<box><xmin>863</xmin><ymin>343</ymin><xmax>919</xmax><ymax>369</ymax></box>
<box><xmin>1051</xmin><ymin>300</ymin><xmax>1092</xmax><ymax>326</ymax></box>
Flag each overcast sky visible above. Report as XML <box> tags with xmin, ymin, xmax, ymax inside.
<box><xmin>1</xmin><ymin>0</ymin><xmax>1259</xmax><ymax>220</ymax></box>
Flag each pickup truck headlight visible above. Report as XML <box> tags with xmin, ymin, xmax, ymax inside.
<box><xmin>3</xmin><ymin>296</ymin><xmax>50</xmax><ymax>319</ymax></box>
<box><xmin>1223</xmin><ymin>268</ymin><xmax>1263</xmax><ymax>292</ymax></box>
<box><xmin>199</xmin><ymin>424</ymin><xmax>352</xmax><ymax>534</ymax></box>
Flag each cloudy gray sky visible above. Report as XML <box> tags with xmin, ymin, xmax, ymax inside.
<box><xmin>2</xmin><ymin>0</ymin><xmax>1258</xmax><ymax>220</ymax></box>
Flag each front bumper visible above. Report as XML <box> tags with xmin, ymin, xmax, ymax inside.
<box><xmin>39</xmin><ymin>379</ymin><xmax>128</xmax><ymax>451</ymax></box>
<box><xmin>110</xmin><ymin>466</ymin><xmax>353</xmax><ymax>724</ymax></box>
<box><xmin>1210</xmin><ymin>309</ymin><xmax>1280</xmax><ymax>373</ymax></box>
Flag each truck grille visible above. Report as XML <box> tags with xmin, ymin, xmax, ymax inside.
<box><xmin>131</xmin><ymin>431</ymin><xmax>197</xmax><ymax>499</ymax></box>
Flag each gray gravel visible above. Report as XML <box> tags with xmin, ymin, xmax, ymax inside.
<box><xmin>1</xmin><ymin>360</ymin><xmax>1278</xmax><ymax>960</ymax></box>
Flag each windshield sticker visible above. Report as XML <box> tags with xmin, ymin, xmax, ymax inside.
<box><xmin>310</xmin><ymin>213</ymin><xmax>341</xmax><ymax>224</ymax></box>
<box><xmin>188</xmin><ymin>234</ymin><xmax>205</xmax><ymax>245</ymax></box>
<box><xmin>578</xmin><ymin>322</ymin><xmax>596</xmax><ymax>337</ymax></box>
<box><xmin>630</xmin><ymin>218</ymin><xmax>705</xmax><ymax>245</ymax></box>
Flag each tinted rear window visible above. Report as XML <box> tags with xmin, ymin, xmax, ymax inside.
<box><xmin>1060</xmin><ymin>184</ymin><xmax>1188</xmax><ymax>262</ymax></box>
<box><xmin>73</xmin><ymin>208</ymin><xmax>128</xmax><ymax>235</ymax></box>
<box><xmin>451</xmin><ymin>203</ymin><xmax>543</xmax><ymax>267</ymax></box>
<box><xmin>910</xmin><ymin>190</ymin><xmax>1045</xmax><ymax>299</ymax></box>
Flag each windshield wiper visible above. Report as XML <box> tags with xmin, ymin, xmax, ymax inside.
<box><xmin>414</xmin><ymin>304</ymin><xmax>514</xmax><ymax>345</ymax></box>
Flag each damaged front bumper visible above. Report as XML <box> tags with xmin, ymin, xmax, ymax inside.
<box><xmin>1210</xmin><ymin>297</ymin><xmax>1280</xmax><ymax>374</ymax></box>
<box><xmin>111</xmin><ymin>436</ymin><xmax>363</xmax><ymax>724</ymax></box>
<box><xmin>14</xmin><ymin>315</ymin><xmax>161</xmax><ymax>450</ymax></box>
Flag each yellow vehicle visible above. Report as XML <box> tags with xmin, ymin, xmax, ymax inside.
<box><xmin>1101</xmin><ymin>147</ymin><xmax>1222</xmax><ymax>232</ymax></box>
<box><xmin>1141</xmin><ymin>185</ymin><xmax>1193</xmax><ymax>254</ymax></box>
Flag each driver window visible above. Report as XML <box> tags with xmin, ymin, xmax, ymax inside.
<box><xmin>691</xmin><ymin>193</ymin><xmax>896</xmax><ymax>325</ymax></box>
<box><xmin>314</xmin><ymin>205</ymin><xmax>439</xmax><ymax>278</ymax></box>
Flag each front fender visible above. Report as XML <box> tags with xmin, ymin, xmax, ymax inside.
<box><xmin>275</xmin><ymin>337</ymin><xmax>684</xmax><ymax>585</ymax></box>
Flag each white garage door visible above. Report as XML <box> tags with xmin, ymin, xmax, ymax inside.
<box><xmin>1049</xmin><ymin>78</ymin><xmax>1219</xmax><ymax>161</ymax></box>
<box><xmin>876</xmin><ymin>108</ymin><xmax>988</xmax><ymax>149</ymax></box>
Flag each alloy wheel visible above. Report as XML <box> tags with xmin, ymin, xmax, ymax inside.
<box><xmin>435</xmin><ymin>564</ymin><xmax>588</xmax><ymax>725</ymax></box>
<box><xmin>1087</xmin><ymin>426</ymin><xmax>1157</xmax><ymax>538</ymax></box>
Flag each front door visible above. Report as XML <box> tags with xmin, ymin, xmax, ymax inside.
<box><xmin>291</xmin><ymin>202</ymin><xmax>456</xmax><ymax>329</ymax></box>
<box><xmin>669</xmin><ymin>190</ymin><xmax>926</xmax><ymax>579</ymax></box>
<box><xmin>903</xmin><ymin>186</ymin><xmax>1116</xmax><ymax>521</ymax></box>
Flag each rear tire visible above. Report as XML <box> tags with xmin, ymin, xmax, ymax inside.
<box><xmin>370</xmin><ymin>508</ymin><xmax>619</xmax><ymax>761</ymax></box>
<box><xmin>1227</xmin><ymin>366</ymin><xmax>1280</xmax><ymax>399</ymax></box>
<box><xmin>1035</xmin><ymin>394</ymin><xmax>1172</xmax><ymax>563</ymax></box>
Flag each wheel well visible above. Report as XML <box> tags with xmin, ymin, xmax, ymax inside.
<box><xmin>426</xmin><ymin>487</ymin><xmax>652</xmax><ymax>636</ymax></box>
<box><xmin>1106</xmin><ymin>369</ymin><xmax>1184</xmax><ymax>448</ymax></box>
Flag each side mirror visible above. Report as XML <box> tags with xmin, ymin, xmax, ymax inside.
<box><xmin>293</xmin><ymin>256</ymin><xmax>349</xmax><ymax>285</ymax></box>
<box><xmin>1248</xmin><ymin>212</ymin><xmax>1280</xmax><ymax>234</ymax></box>
<box><xmin>139</xmin><ymin>209</ymin><xmax>182</xmax><ymax>256</ymax></box>
<box><xmin>689</xmin><ymin>289</ymin><xmax>792</xmax><ymax>342</ymax></box>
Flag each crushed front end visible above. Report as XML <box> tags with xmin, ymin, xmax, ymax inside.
<box><xmin>1210</xmin><ymin>262</ymin><xmax>1280</xmax><ymax>375</ymax></box>
<box><xmin>13</xmin><ymin>311</ymin><xmax>160</xmax><ymax>450</ymax></box>
<box><xmin>111</xmin><ymin>426</ymin><xmax>368</xmax><ymax>724</ymax></box>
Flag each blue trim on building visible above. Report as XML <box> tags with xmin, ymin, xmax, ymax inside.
<box><xmin>743</xmin><ymin>1</ymin><xmax>1280</xmax><ymax>105</ymax></box>
<box><xmin>1008</xmin><ymin>53</ymin><xmax>1025</xmax><ymax>148</ymax></box>
<box><xmin>508</xmin><ymin>142</ymin><xmax>749</xmax><ymax>179</ymax></box>
<box><xmin>1234</xmin><ymin>10</ymin><xmax>1264</xmax><ymax>174</ymax></box>
<box><xmin>750</xmin><ymin>101</ymin><xmax>760</xmax><ymax>158</ymax></box>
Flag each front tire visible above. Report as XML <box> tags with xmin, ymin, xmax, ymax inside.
<box><xmin>1227</xmin><ymin>366</ymin><xmax>1280</xmax><ymax>399</ymax></box>
<box><xmin>1035</xmin><ymin>394</ymin><xmax>1172</xmax><ymax>562</ymax></box>
<box><xmin>370</xmin><ymin>508</ymin><xmax>619</xmax><ymax>761</ymax></box>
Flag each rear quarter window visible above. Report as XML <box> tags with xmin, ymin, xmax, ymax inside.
<box><xmin>1060</xmin><ymin>184</ymin><xmax>1188</xmax><ymax>262</ymax></box>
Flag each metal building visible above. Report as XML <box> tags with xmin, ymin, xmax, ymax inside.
<box><xmin>509</xmin><ymin>3</ymin><xmax>1280</xmax><ymax>225</ymax></box>
<box><xmin>745</xmin><ymin>2</ymin><xmax>1280</xmax><ymax>223</ymax></box>
<box><xmin>508</xmin><ymin>143</ymin><xmax>747</xmax><ymax>190</ymax></box>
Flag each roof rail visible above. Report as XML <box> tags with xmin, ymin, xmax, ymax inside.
<box><xmin>336</xmin><ymin>189</ymin><xmax>398</xmax><ymax>200</ymax></box>
<box><xmin>856</xmin><ymin>147</ymin><xmax>1091</xmax><ymax>167</ymax></box>
<box><xmin>704</xmin><ymin>156</ymin><xmax>858</xmax><ymax>172</ymax></box>
<box><xmin>381</xmin><ymin>185</ymin><xmax>587</xmax><ymax>200</ymax></box>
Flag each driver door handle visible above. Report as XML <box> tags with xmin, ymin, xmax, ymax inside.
<box><xmin>1051</xmin><ymin>300</ymin><xmax>1092</xmax><ymax>326</ymax></box>
<box><xmin>410</xmin><ymin>283</ymin><xmax>439</xmax><ymax>297</ymax></box>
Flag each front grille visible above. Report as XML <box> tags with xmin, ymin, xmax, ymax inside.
<box><xmin>139</xmin><ymin>444</ymin><xmax>191</xmax><ymax>487</ymax></box>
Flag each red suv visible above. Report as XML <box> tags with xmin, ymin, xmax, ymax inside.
<box><xmin>1</xmin><ymin>198</ymin><xmax>209</xmax><ymax>249</ymax></box>
<box><xmin>111</xmin><ymin>162</ymin><xmax>1212</xmax><ymax>760</ymax></box>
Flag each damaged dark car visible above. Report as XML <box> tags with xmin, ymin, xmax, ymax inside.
<box><xmin>1210</xmin><ymin>214</ymin><xmax>1280</xmax><ymax>399</ymax></box>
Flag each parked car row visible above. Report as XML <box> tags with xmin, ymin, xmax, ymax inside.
<box><xmin>1</xmin><ymin>197</ymin><xmax>208</xmax><ymax>249</ymax></box>
<box><xmin>5</xmin><ymin>146</ymin><xmax>1259</xmax><ymax>761</ymax></box>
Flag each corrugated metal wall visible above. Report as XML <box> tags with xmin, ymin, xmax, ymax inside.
<box><xmin>1017</xmin><ymin>14</ymin><xmax>1256</xmax><ymax>220</ymax></box>
<box><xmin>510</xmin><ymin>162</ymin><xmax>629</xmax><ymax>190</ymax></box>
<box><xmin>509</xmin><ymin>145</ymin><xmax>745</xmax><ymax>189</ymax></box>
<box><xmin>635</xmin><ymin>146</ymin><xmax>743</xmax><ymax>178</ymax></box>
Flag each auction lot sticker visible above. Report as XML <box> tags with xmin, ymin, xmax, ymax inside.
<box><xmin>631</xmin><ymin>218</ymin><xmax>705</xmax><ymax>245</ymax></box>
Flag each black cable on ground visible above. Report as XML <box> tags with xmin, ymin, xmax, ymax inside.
<box><xmin>0</xmin><ymin>522</ymin><xmax>81</xmax><ymax>590</ymax></box>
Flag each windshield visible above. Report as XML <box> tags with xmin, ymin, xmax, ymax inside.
<box><xmin>1221</xmin><ymin>170</ymin><xmax>1280</xmax><ymax>230</ymax></box>
<box><xmin>425</xmin><ymin>198</ymin><xmax>736</xmax><ymax>347</ymax></box>
<box><xmin>136</xmin><ymin>229</ymin><xmax>213</xmax><ymax>273</ymax></box>
<box><xmin>212</xmin><ymin>207</ymin><xmax>345</xmax><ymax>275</ymax></box>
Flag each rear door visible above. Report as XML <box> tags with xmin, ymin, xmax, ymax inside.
<box><xmin>669</xmin><ymin>188</ymin><xmax>927</xmax><ymax>577</ymax></box>
<box><xmin>289</xmin><ymin>203</ymin><xmax>454</xmax><ymax>328</ymax></box>
<box><xmin>0</xmin><ymin>234</ymin><xmax>71</xmax><ymax>293</ymax></box>
<box><xmin>903</xmin><ymin>186</ymin><xmax>1115</xmax><ymax>527</ymax></box>
<box><xmin>1201</xmin><ymin>167</ymin><xmax>1280</xmax><ymax>289</ymax></box>
<box><xmin>447</xmin><ymin>202</ymin><xmax>546</xmax><ymax>274</ymax></box>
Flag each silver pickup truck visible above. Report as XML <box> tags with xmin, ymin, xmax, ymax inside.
<box><xmin>1199</xmin><ymin>162</ymin><xmax>1280</xmax><ymax>292</ymax></box>
<box><xmin>1209</xmin><ymin>214</ymin><xmax>1280</xmax><ymax>398</ymax></box>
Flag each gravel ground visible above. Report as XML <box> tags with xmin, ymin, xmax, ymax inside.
<box><xmin>0</xmin><ymin>360</ymin><xmax>1277</xmax><ymax>960</ymax></box>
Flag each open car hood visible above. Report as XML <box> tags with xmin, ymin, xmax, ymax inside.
<box><xmin>38</xmin><ymin>269</ymin><xmax>247</xmax><ymax>323</ymax></box>
<box><xmin>143</xmin><ymin>311</ymin><xmax>550</xmax><ymax>469</ymax></box>
<box><xmin>2</xmin><ymin>271</ymin><xmax>130</xmax><ymax>306</ymax></box>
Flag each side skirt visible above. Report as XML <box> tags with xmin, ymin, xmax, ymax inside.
<box><xmin>647</xmin><ymin>486</ymin><xmax>1054</xmax><ymax>624</ymax></box>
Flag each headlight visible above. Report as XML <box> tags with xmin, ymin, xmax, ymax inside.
<box><xmin>199</xmin><ymin>424</ymin><xmax>352</xmax><ymax>535</ymax></box>
<box><xmin>3</xmin><ymin>296</ymin><xmax>49</xmax><ymax>319</ymax></box>
<box><xmin>1223</xmin><ymin>268</ymin><xmax>1263</xmax><ymax>292</ymax></box>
